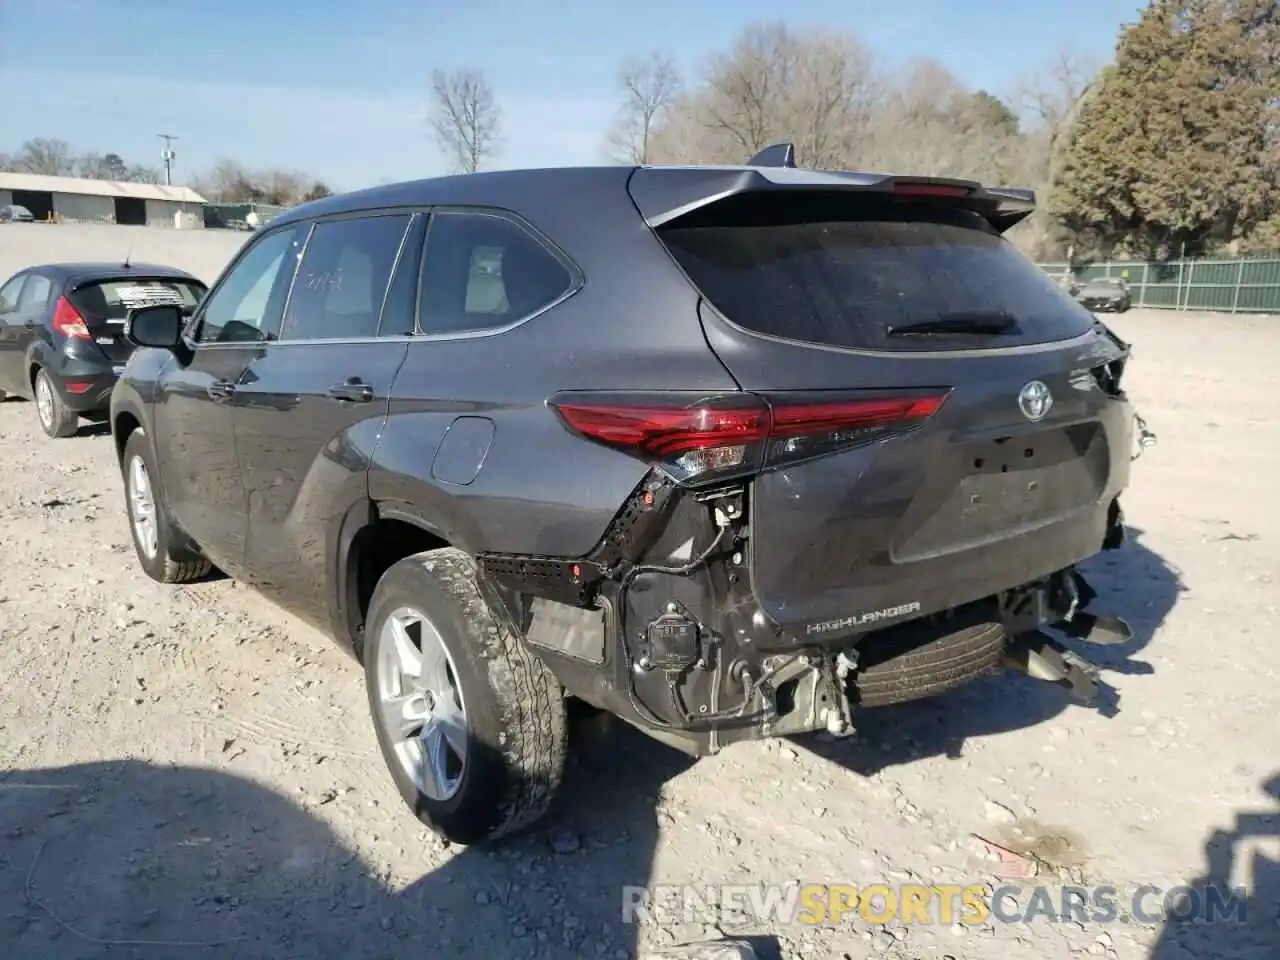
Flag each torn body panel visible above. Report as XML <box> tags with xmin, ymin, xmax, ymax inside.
<box><xmin>478</xmin><ymin>465</ymin><xmax>1136</xmax><ymax>758</ymax></box>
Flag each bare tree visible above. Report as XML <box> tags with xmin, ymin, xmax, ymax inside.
<box><xmin>787</xmin><ymin>32</ymin><xmax>879</xmax><ymax>170</ymax></box>
<box><xmin>14</xmin><ymin>138</ymin><xmax>75</xmax><ymax>176</ymax></box>
<box><xmin>605</xmin><ymin>52</ymin><xmax>682</xmax><ymax>163</ymax></box>
<box><xmin>76</xmin><ymin>152</ymin><xmax>129</xmax><ymax>180</ymax></box>
<box><xmin>199</xmin><ymin>158</ymin><xmax>258</xmax><ymax>202</ymax></box>
<box><xmin>427</xmin><ymin>68</ymin><xmax>502</xmax><ymax>174</ymax></box>
<box><xmin>646</xmin><ymin>23</ymin><xmax>879</xmax><ymax>169</ymax></box>
<box><xmin>1011</xmin><ymin>44</ymin><xmax>1098</xmax><ymax>134</ymax></box>
<box><xmin>699</xmin><ymin>22</ymin><xmax>793</xmax><ymax>158</ymax></box>
<box><xmin>1003</xmin><ymin>46</ymin><xmax>1102</xmax><ymax>258</ymax></box>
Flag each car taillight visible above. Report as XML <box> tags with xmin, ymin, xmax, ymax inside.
<box><xmin>892</xmin><ymin>181</ymin><xmax>972</xmax><ymax>199</ymax></box>
<box><xmin>52</xmin><ymin>296</ymin><xmax>90</xmax><ymax>339</ymax></box>
<box><xmin>549</xmin><ymin>390</ymin><xmax>949</xmax><ymax>484</ymax></box>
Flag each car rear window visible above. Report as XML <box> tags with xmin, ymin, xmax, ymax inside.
<box><xmin>69</xmin><ymin>278</ymin><xmax>206</xmax><ymax>321</ymax></box>
<box><xmin>656</xmin><ymin>193</ymin><xmax>1096</xmax><ymax>352</ymax></box>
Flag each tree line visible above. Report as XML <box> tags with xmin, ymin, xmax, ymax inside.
<box><xmin>433</xmin><ymin>0</ymin><xmax>1277</xmax><ymax>261</ymax></box>
<box><xmin>0</xmin><ymin>138</ymin><xmax>334</xmax><ymax>207</ymax></box>
<box><xmin>8</xmin><ymin>0</ymin><xmax>1273</xmax><ymax>260</ymax></box>
<box><xmin>0</xmin><ymin>138</ymin><xmax>164</xmax><ymax>185</ymax></box>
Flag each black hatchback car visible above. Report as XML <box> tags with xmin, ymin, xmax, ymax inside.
<box><xmin>0</xmin><ymin>263</ymin><xmax>206</xmax><ymax>437</ymax></box>
<box><xmin>111</xmin><ymin>149</ymin><xmax>1151</xmax><ymax>845</ymax></box>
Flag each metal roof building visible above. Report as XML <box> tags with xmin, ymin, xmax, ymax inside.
<box><xmin>0</xmin><ymin>172</ymin><xmax>208</xmax><ymax>229</ymax></box>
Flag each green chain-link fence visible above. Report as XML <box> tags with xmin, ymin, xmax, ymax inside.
<box><xmin>1037</xmin><ymin>254</ymin><xmax>1280</xmax><ymax>313</ymax></box>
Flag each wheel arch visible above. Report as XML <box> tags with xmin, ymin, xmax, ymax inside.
<box><xmin>26</xmin><ymin>337</ymin><xmax>56</xmax><ymax>394</ymax></box>
<box><xmin>334</xmin><ymin>501</ymin><xmax>465</xmax><ymax>661</ymax></box>
<box><xmin>113</xmin><ymin>409</ymin><xmax>143</xmax><ymax>463</ymax></box>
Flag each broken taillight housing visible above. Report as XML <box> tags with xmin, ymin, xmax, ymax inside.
<box><xmin>548</xmin><ymin>390</ymin><xmax>950</xmax><ymax>484</ymax></box>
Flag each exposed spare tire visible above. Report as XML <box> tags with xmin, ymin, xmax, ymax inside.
<box><xmin>851</xmin><ymin>606</ymin><xmax>1007</xmax><ymax>708</ymax></box>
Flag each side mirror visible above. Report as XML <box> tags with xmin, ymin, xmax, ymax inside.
<box><xmin>125</xmin><ymin>304</ymin><xmax>184</xmax><ymax>350</ymax></box>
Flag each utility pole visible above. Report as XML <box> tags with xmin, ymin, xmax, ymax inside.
<box><xmin>158</xmin><ymin>134</ymin><xmax>178</xmax><ymax>185</ymax></box>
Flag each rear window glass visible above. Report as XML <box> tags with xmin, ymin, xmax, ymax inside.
<box><xmin>70</xmin><ymin>278</ymin><xmax>206</xmax><ymax>321</ymax></box>
<box><xmin>657</xmin><ymin>194</ymin><xmax>1096</xmax><ymax>351</ymax></box>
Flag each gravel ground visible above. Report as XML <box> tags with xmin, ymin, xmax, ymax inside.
<box><xmin>0</xmin><ymin>308</ymin><xmax>1277</xmax><ymax>960</ymax></box>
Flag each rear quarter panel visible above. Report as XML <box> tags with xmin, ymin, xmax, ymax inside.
<box><xmin>370</xmin><ymin>173</ymin><xmax>742</xmax><ymax>557</ymax></box>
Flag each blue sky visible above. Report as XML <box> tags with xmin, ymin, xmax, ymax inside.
<box><xmin>2</xmin><ymin>0</ymin><xmax>1147</xmax><ymax>191</ymax></box>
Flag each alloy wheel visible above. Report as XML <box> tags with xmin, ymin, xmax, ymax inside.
<box><xmin>375</xmin><ymin>607</ymin><xmax>470</xmax><ymax>801</ymax></box>
<box><xmin>35</xmin><ymin>375</ymin><xmax>54</xmax><ymax>431</ymax></box>
<box><xmin>127</xmin><ymin>455</ymin><xmax>159</xmax><ymax>559</ymax></box>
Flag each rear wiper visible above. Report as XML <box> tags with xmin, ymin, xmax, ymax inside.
<box><xmin>885</xmin><ymin>311</ymin><xmax>1021</xmax><ymax>337</ymax></box>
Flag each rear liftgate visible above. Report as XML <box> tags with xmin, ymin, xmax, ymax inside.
<box><xmin>1000</xmin><ymin>407</ymin><xmax>1156</xmax><ymax>708</ymax></box>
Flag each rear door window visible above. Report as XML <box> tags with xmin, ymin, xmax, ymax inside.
<box><xmin>657</xmin><ymin>193</ymin><xmax>1096</xmax><ymax>352</ymax></box>
<box><xmin>280</xmin><ymin>213</ymin><xmax>412</xmax><ymax>341</ymax></box>
<box><xmin>69</xmin><ymin>278</ymin><xmax>206</xmax><ymax>322</ymax></box>
<box><xmin>418</xmin><ymin>210</ymin><xmax>575</xmax><ymax>335</ymax></box>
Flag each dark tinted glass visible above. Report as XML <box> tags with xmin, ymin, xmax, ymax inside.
<box><xmin>70</xmin><ymin>278</ymin><xmax>205</xmax><ymax>320</ymax></box>
<box><xmin>658</xmin><ymin>193</ymin><xmax>1096</xmax><ymax>351</ymax></box>
<box><xmin>281</xmin><ymin>214</ymin><xmax>412</xmax><ymax>341</ymax></box>
<box><xmin>419</xmin><ymin>211</ymin><xmax>573</xmax><ymax>335</ymax></box>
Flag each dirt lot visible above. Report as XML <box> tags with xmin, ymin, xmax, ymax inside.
<box><xmin>0</xmin><ymin>307</ymin><xmax>1277</xmax><ymax>960</ymax></box>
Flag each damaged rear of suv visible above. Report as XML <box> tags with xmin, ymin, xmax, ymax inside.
<box><xmin>503</xmin><ymin>156</ymin><xmax>1155</xmax><ymax>764</ymax></box>
<box><xmin>114</xmin><ymin>148</ymin><xmax>1155</xmax><ymax>846</ymax></box>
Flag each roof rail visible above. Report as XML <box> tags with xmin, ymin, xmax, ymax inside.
<box><xmin>747</xmin><ymin>142</ymin><xmax>796</xmax><ymax>168</ymax></box>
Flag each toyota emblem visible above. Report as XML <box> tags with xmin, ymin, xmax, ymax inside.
<box><xmin>1018</xmin><ymin>380</ymin><xmax>1053</xmax><ymax>421</ymax></box>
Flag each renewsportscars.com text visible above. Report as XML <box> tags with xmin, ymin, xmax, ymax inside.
<box><xmin>622</xmin><ymin>882</ymin><xmax>1249</xmax><ymax>928</ymax></box>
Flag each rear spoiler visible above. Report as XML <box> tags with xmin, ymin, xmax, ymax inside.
<box><xmin>631</xmin><ymin>142</ymin><xmax>1036</xmax><ymax>234</ymax></box>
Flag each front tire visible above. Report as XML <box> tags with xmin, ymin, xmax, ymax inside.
<box><xmin>120</xmin><ymin>429</ymin><xmax>212</xmax><ymax>583</ymax></box>
<box><xmin>364</xmin><ymin>548</ymin><xmax>568</xmax><ymax>846</ymax></box>
<box><xmin>34</xmin><ymin>368</ymin><xmax>78</xmax><ymax>438</ymax></box>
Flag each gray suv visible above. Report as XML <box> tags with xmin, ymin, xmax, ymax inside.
<box><xmin>110</xmin><ymin>147</ymin><xmax>1150</xmax><ymax>844</ymax></box>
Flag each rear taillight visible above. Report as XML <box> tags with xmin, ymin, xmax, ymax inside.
<box><xmin>892</xmin><ymin>181</ymin><xmax>972</xmax><ymax>199</ymax></box>
<box><xmin>549</xmin><ymin>390</ymin><xmax>949</xmax><ymax>484</ymax></box>
<box><xmin>52</xmin><ymin>296</ymin><xmax>90</xmax><ymax>339</ymax></box>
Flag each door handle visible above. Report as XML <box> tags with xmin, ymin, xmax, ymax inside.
<box><xmin>207</xmin><ymin>380</ymin><xmax>236</xmax><ymax>402</ymax></box>
<box><xmin>328</xmin><ymin>379</ymin><xmax>374</xmax><ymax>403</ymax></box>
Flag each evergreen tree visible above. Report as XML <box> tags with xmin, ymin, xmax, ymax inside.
<box><xmin>1051</xmin><ymin>0</ymin><xmax>1278</xmax><ymax>257</ymax></box>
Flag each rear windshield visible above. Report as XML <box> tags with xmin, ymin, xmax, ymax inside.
<box><xmin>657</xmin><ymin>193</ymin><xmax>1096</xmax><ymax>352</ymax></box>
<box><xmin>70</xmin><ymin>278</ymin><xmax>206</xmax><ymax>321</ymax></box>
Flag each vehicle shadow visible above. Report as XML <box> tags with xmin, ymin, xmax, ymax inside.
<box><xmin>75</xmin><ymin>420</ymin><xmax>112</xmax><ymax>438</ymax></box>
<box><xmin>0</xmin><ymin>709</ymin><xmax>779</xmax><ymax>960</ymax></box>
<box><xmin>1147</xmin><ymin>772</ymin><xmax>1279</xmax><ymax>959</ymax></box>
<box><xmin>796</xmin><ymin>524</ymin><xmax>1183</xmax><ymax>776</ymax></box>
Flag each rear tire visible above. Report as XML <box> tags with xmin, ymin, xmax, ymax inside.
<box><xmin>121</xmin><ymin>429</ymin><xmax>212</xmax><ymax>584</ymax></box>
<box><xmin>33</xmin><ymin>369</ymin><xmax>78</xmax><ymax>438</ymax></box>
<box><xmin>364</xmin><ymin>548</ymin><xmax>568</xmax><ymax>846</ymax></box>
